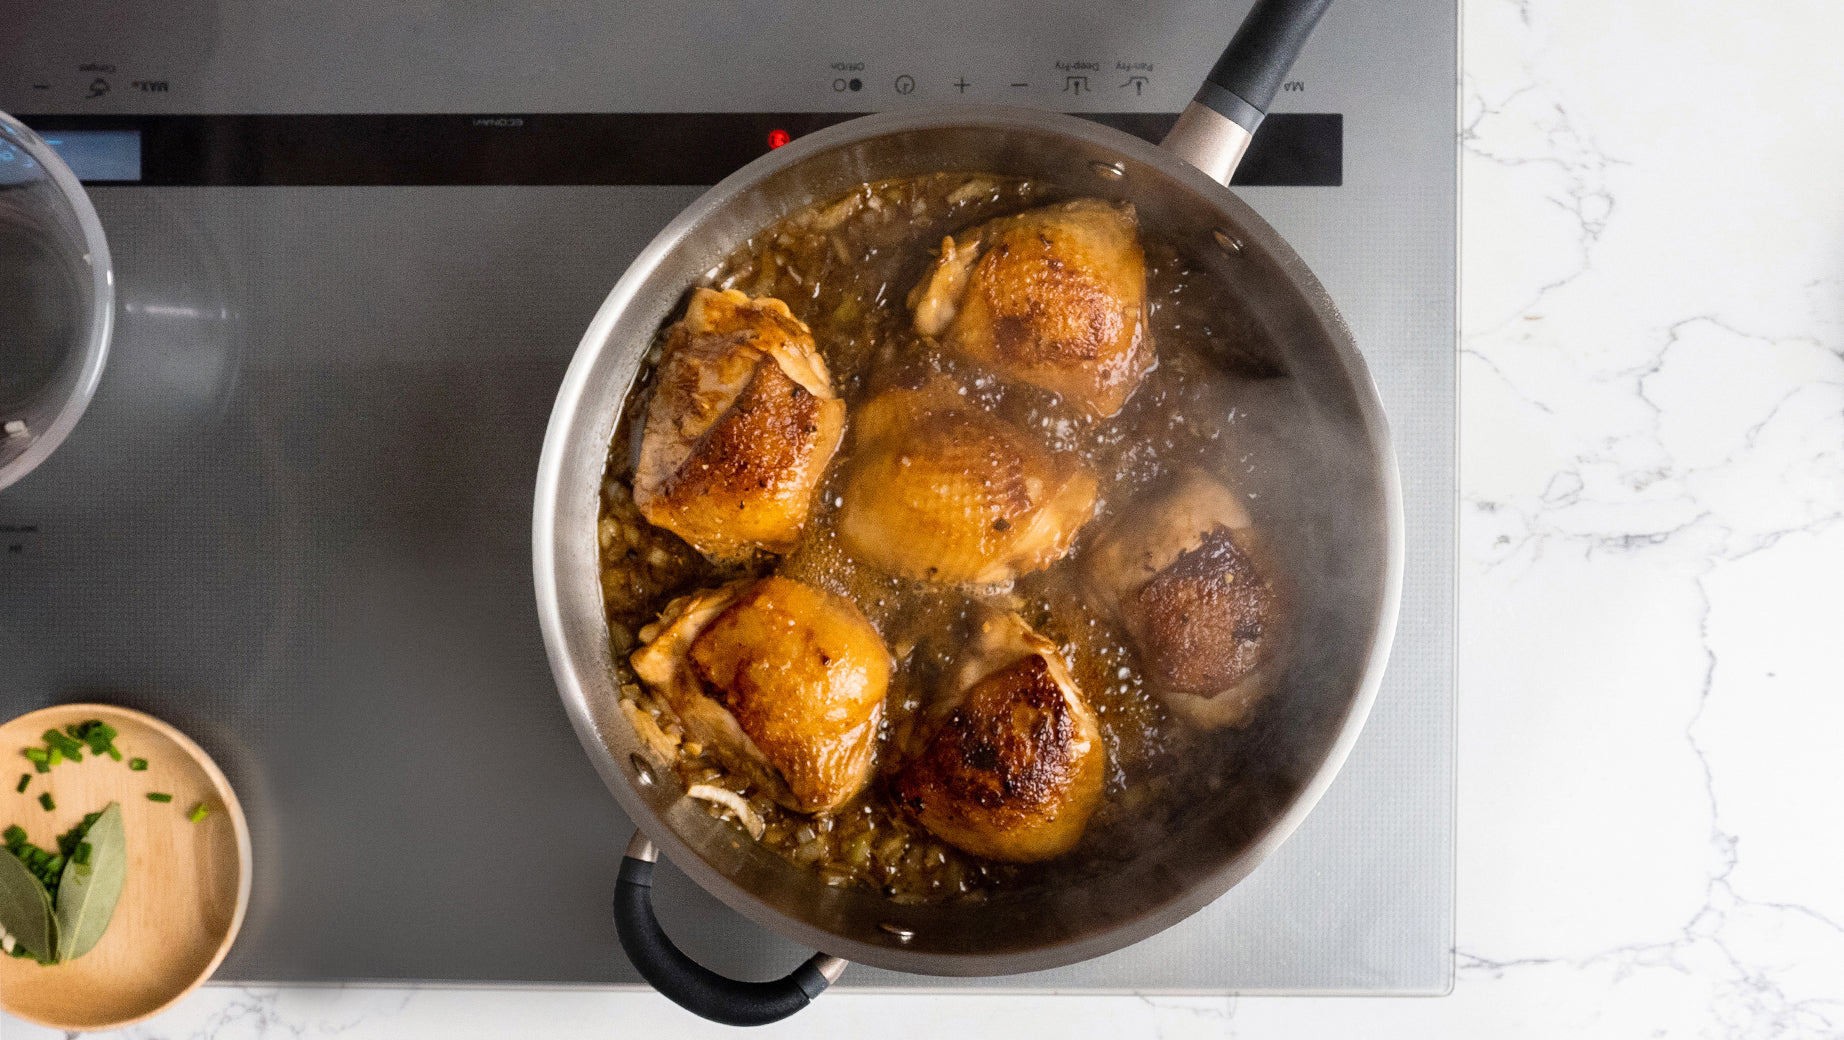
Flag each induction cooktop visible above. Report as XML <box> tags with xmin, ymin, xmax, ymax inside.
<box><xmin>0</xmin><ymin>0</ymin><xmax>1455</xmax><ymax>992</ymax></box>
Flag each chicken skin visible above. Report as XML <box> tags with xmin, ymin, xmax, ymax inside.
<box><xmin>633</xmin><ymin>288</ymin><xmax>846</xmax><ymax>560</ymax></box>
<box><xmin>893</xmin><ymin>612</ymin><xmax>1105</xmax><ymax>862</ymax></box>
<box><xmin>1083</xmin><ymin>469</ymin><xmax>1285</xmax><ymax>729</ymax></box>
<box><xmin>909</xmin><ymin>199</ymin><xmax>1151</xmax><ymax>418</ymax></box>
<box><xmin>631</xmin><ymin>576</ymin><xmax>892</xmax><ymax>814</ymax></box>
<box><xmin>835</xmin><ymin>379</ymin><xmax>1099</xmax><ymax>586</ymax></box>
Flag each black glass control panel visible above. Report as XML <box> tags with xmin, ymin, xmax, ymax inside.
<box><xmin>24</xmin><ymin>112</ymin><xmax>1340</xmax><ymax>187</ymax></box>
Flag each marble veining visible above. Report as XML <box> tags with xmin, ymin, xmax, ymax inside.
<box><xmin>9</xmin><ymin>0</ymin><xmax>1844</xmax><ymax>1035</ymax></box>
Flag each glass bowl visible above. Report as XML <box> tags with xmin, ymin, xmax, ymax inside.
<box><xmin>0</xmin><ymin>111</ymin><xmax>114</xmax><ymax>492</ymax></box>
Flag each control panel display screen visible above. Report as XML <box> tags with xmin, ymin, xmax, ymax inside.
<box><xmin>40</xmin><ymin>128</ymin><xmax>141</xmax><ymax>182</ymax></box>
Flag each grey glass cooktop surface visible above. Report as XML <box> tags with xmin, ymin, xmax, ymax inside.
<box><xmin>0</xmin><ymin>0</ymin><xmax>1455</xmax><ymax>991</ymax></box>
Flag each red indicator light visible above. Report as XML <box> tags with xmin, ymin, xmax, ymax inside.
<box><xmin>767</xmin><ymin>128</ymin><xmax>792</xmax><ymax>149</ymax></box>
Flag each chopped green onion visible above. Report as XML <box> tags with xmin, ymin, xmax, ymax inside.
<box><xmin>42</xmin><ymin>853</ymin><xmax>63</xmax><ymax>875</ymax></box>
<box><xmin>187</xmin><ymin>803</ymin><xmax>210</xmax><ymax>823</ymax></box>
<box><xmin>146</xmin><ymin>792</ymin><xmax>173</xmax><ymax>803</ymax></box>
<box><xmin>45</xmin><ymin>746</ymin><xmax>62</xmax><ymax>767</ymax></box>
<box><xmin>76</xmin><ymin>720</ymin><xmax>117</xmax><ymax>754</ymax></box>
<box><xmin>128</xmin><ymin>758</ymin><xmax>148</xmax><ymax>771</ymax></box>
<box><xmin>32</xmin><ymin>760</ymin><xmax>48</xmax><ymax>774</ymax></box>
<box><xmin>38</xmin><ymin>793</ymin><xmax>54</xmax><ymax>812</ymax></box>
<box><xmin>21</xmin><ymin>748</ymin><xmax>47</xmax><ymax>764</ymax></box>
<box><xmin>14</xmin><ymin>774</ymin><xmax>29</xmax><ymax>793</ymax></box>
<box><xmin>73</xmin><ymin>841</ymin><xmax>92</xmax><ymax>866</ymax></box>
<box><xmin>106</xmin><ymin>746</ymin><xmax>123</xmax><ymax>762</ymax></box>
<box><xmin>42</xmin><ymin>730</ymin><xmax>82</xmax><ymax>757</ymax></box>
<box><xmin>3</xmin><ymin>825</ymin><xmax>25</xmax><ymax>846</ymax></box>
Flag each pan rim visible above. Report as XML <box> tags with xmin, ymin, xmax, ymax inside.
<box><xmin>534</xmin><ymin>105</ymin><xmax>1405</xmax><ymax>976</ymax></box>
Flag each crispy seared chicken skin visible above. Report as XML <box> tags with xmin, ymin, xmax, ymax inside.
<box><xmin>909</xmin><ymin>199</ymin><xmax>1151</xmax><ymax>418</ymax></box>
<box><xmin>1083</xmin><ymin>469</ymin><xmax>1285</xmax><ymax>729</ymax></box>
<box><xmin>894</xmin><ymin>613</ymin><xmax>1105</xmax><ymax>862</ymax></box>
<box><xmin>835</xmin><ymin>378</ymin><xmax>1099</xmax><ymax>586</ymax></box>
<box><xmin>631</xmin><ymin>576</ymin><xmax>892</xmax><ymax>814</ymax></box>
<box><xmin>633</xmin><ymin>288</ymin><xmax>846</xmax><ymax>559</ymax></box>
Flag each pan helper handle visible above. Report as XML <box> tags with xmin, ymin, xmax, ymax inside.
<box><xmin>1162</xmin><ymin>0</ymin><xmax>1336</xmax><ymax>185</ymax></box>
<box><xmin>614</xmin><ymin>833</ymin><xmax>849</xmax><ymax>1026</ymax></box>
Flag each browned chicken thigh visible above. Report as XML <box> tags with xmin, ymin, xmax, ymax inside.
<box><xmin>1083</xmin><ymin>469</ymin><xmax>1286</xmax><ymax>729</ymax></box>
<box><xmin>909</xmin><ymin>199</ymin><xmax>1151</xmax><ymax>418</ymax></box>
<box><xmin>894</xmin><ymin>613</ymin><xmax>1105</xmax><ymax>862</ymax></box>
<box><xmin>633</xmin><ymin>288</ymin><xmax>846</xmax><ymax>560</ymax></box>
<box><xmin>631</xmin><ymin>576</ymin><xmax>891</xmax><ymax>814</ymax></box>
<box><xmin>835</xmin><ymin>378</ymin><xmax>1099</xmax><ymax>586</ymax></box>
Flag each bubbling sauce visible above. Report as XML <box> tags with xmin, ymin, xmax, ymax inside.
<box><xmin>598</xmin><ymin>173</ymin><xmax>1288</xmax><ymax>903</ymax></box>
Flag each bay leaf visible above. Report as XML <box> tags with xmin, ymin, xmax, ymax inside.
<box><xmin>0</xmin><ymin>844</ymin><xmax>56</xmax><ymax>962</ymax></box>
<box><xmin>55</xmin><ymin>801</ymin><xmax>125</xmax><ymax>961</ymax></box>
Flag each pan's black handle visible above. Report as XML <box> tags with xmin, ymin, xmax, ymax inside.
<box><xmin>614</xmin><ymin>834</ymin><xmax>848</xmax><ymax>1027</ymax></box>
<box><xmin>1198</xmin><ymin>0</ymin><xmax>1337</xmax><ymax>133</ymax></box>
<box><xmin>1163</xmin><ymin>0</ymin><xmax>1336</xmax><ymax>184</ymax></box>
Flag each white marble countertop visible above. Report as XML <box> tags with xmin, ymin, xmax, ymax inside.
<box><xmin>12</xmin><ymin>0</ymin><xmax>1843</xmax><ymax>1035</ymax></box>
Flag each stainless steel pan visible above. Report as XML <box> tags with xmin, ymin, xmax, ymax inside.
<box><xmin>534</xmin><ymin>0</ymin><xmax>1402</xmax><ymax>1023</ymax></box>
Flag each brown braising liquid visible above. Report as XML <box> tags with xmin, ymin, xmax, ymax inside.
<box><xmin>598</xmin><ymin>173</ymin><xmax>1289</xmax><ymax>903</ymax></box>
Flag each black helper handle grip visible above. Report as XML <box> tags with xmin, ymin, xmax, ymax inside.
<box><xmin>614</xmin><ymin>834</ymin><xmax>847</xmax><ymax>1027</ymax></box>
<box><xmin>1196</xmin><ymin>0</ymin><xmax>1336</xmax><ymax>132</ymax></box>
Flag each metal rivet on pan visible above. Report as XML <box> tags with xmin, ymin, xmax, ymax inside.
<box><xmin>1089</xmin><ymin>160</ymin><xmax>1126</xmax><ymax>180</ymax></box>
<box><xmin>878</xmin><ymin>922</ymin><xmax>917</xmax><ymax>942</ymax></box>
<box><xmin>1213</xmin><ymin>229</ymin><xmax>1244</xmax><ymax>255</ymax></box>
<box><xmin>629</xmin><ymin>752</ymin><xmax>657</xmax><ymax>787</ymax></box>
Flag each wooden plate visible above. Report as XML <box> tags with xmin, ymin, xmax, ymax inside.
<box><xmin>0</xmin><ymin>704</ymin><xmax>251</xmax><ymax>1031</ymax></box>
